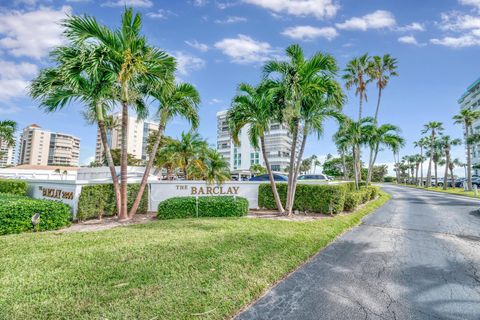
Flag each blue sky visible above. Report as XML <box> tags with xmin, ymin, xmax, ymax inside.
<box><xmin>1</xmin><ymin>0</ymin><xmax>479</xmax><ymax>173</ymax></box>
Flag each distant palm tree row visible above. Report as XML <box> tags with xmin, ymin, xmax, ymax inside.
<box><xmin>398</xmin><ymin>108</ymin><xmax>480</xmax><ymax>191</ymax></box>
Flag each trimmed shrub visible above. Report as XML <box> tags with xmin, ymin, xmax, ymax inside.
<box><xmin>384</xmin><ymin>176</ymin><xmax>395</xmax><ymax>183</ymax></box>
<box><xmin>258</xmin><ymin>183</ymin><xmax>347</xmax><ymax>214</ymax></box>
<box><xmin>343</xmin><ymin>192</ymin><xmax>361</xmax><ymax>212</ymax></box>
<box><xmin>367</xmin><ymin>186</ymin><xmax>380</xmax><ymax>200</ymax></box>
<box><xmin>77</xmin><ymin>184</ymin><xmax>148</xmax><ymax>221</ymax></box>
<box><xmin>0</xmin><ymin>194</ymin><xmax>71</xmax><ymax>235</ymax></box>
<box><xmin>0</xmin><ymin>179</ymin><xmax>28</xmax><ymax>196</ymax></box>
<box><xmin>157</xmin><ymin>196</ymin><xmax>249</xmax><ymax>220</ymax></box>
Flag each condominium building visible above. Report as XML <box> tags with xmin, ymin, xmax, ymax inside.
<box><xmin>459</xmin><ymin>77</ymin><xmax>480</xmax><ymax>175</ymax></box>
<box><xmin>18</xmin><ymin>124</ymin><xmax>80</xmax><ymax>166</ymax></box>
<box><xmin>216</xmin><ymin>110</ymin><xmax>294</xmax><ymax>172</ymax></box>
<box><xmin>94</xmin><ymin>113</ymin><xmax>159</xmax><ymax>163</ymax></box>
<box><xmin>0</xmin><ymin>140</ymin><xmax>15</xmax><ymax>167</ymax></box>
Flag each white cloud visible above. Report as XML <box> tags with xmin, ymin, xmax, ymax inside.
<box><xmin>397</xmin><ymin>22</ymin><xmax>425</xmax><ymax>32</ymax></box>
<box><xmin>438</xmin><ymin>12</ymin><xmax>480</xmax><ymax>31</ymax></box>
<box><xmin>398</xmin><ymin>35</ymin><xmax>419</xmax><ymax>45</ymax></box>
<box><xmin>0</xmin><ymin>59</ymin><xmax>38</xmax><ymax>101</ymax></box>
<box><xmin>146</xmin><ymin>9</ymin><xmax>175</xmax><ymax>19</ymax></box>
<box><xmin>216</xmin><ymin>1</ymin><xmax>237</xmax><ymax>9</ymax></box>
<box><xmin>459</xmin><ymin>0</ymin><xmax>480</xmax><ymax>9</ymax></box>
<box><xmin>214</xmin><ymin>34</ymin><xmax>277</xmax><ymax>64</ymax></box>
<box><xmin>193</xmin><ymin>0</ymin><xmax>208</xmax><ymax>6</ymax></box>
<box><xmin>336</xmin><ymin>10</ymin><xmax>396</xmax><ymax>31</ymax></box>
<box><xmin>281</xmin><ymin>25</ymin><xmax>338</xmax><ymax>41</ymax></box>
<box><xmin>174</xmin><ymin>52</ymin><xmax>206</xmax><ymax>75</ymax></box>
<box><xmin>209</xmin><ymin>98</ymin><xmax>224</xmax><ymax>104</ymax></box>
<box><xmin>243</xmin><ymin>0</ymin><xmax>339</xmax><ymax>19</ymax></box>
<box><xmin>430</xmin><ymin>35</ymin><xmax>480</xmax><ymax>47</ymax></box>
<box><xmin>102</xmin><ymin>0</ymin><xmax>153</xmax><ymax>8</ymax></box>
<box><xmin>185</xmin><ymin>40</ymin><xmax>209</xmax><ymax>52</ymax></box>
<box><xmin>214</xmin><ymin>16</ymin><xmax>247</xmax><ymax>24</ymax></box>
<box><xmin>0</xmin><ymin>6</ymin><xmax>70</xmax><ymax>60</ymax></box>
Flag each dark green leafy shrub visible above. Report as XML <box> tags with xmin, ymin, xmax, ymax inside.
<box><xmin>0</xmin><ymin>179</ymin><xmax>28</xmax><ymax>196</ymax></box>
<box><xmin>343</xmin><ymin>192</ymin><xmax>361</xmax><ymax>211</ymax></box>
<box><xmin>359</xmin><ymin>189</ymin><xmax>370</xmax><ymax>204</ymax></box>
<box><xmin>367</xmin><ymin>186</ymin><xmax>380</xmax><ymax>200</ymax></box>
<box><xmin>0</xmin><ymin>195</ymin><xmax>71</xmax><ymax>235</ymax></box>
<box><xmin>157</xmin><ymin>196</ymin><xmax>248</xmax><ymax>219</ymax></box>
<box><xmin>77</xmin><ymin>184</ymin><xmax>148</xmax><ymax>221</ymax></box>
<box><xmin>258</xmin><ymin>183</ymin><xmax>348</xmax><ymax>214</ymax></box>
<box><xmin>384</xmin><ymin>176</ymin><xmax>395</xmax><ymax>183</ymax></box>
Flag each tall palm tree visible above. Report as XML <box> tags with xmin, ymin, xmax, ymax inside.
<box><xmin>439</xmin><ymin>136</ymin><xmax>461</xmax><ymax>190</ymax></box>
<box><xmin>264</xmin><ymin>44</ymin><xmax>344</xmax><ymax>215</ymax></box>
<box><xmin>29</xmin><ymin>45</ymin><xmax>123</xmax><ymax>214</ymax></box>
<box><xmin>413</xmin><ymin>154</ymin><xmax>424</xmax><ymax>185</ymax></box>
<box><xmin>168</xmin><ymin>131</ymin><xmax>208</xmax><ymax>180</ymax></box>
<box><xmin>453</xmin><ymin>108</ymin><xmax>480</xmax><ymax>191</ymax></box>
<box><xmin>421</xmin><ymin>121</ymin><xmax>444</xmax><ymax>187</ymax></box>
<box><xmin>200</xmin><ymin>149</ymin><xmax>231</xmax><ymax>184</ymax></box>
<box><xmin>129</xmin><ymin>82</ymin><xmax>200</xmax><ymax>217</ymax></box>
<box><xmin>63</xmin><ymin>8</ymin><xmax>175</xmax><ymax>220</ymax></box>
<box><xmin>449</xmin><ymin>158</ymin><xmax>463</xmax><ymax>186</ymax></box>
<box><xmin>227</xmin><ymin>82</ymin><xmax>285</xmax><ymax>213</ymax></box>
<box><xmin>343</xmin><ymin>53</ymin><xmax>371</xmax><ymax>120</ymax></box>
<box><xmin>0</xmin><ymin>120</ymin><xmax>17</xmax><ymax>158</ymax></box>
<box><xmin>367</xmin><ymin>54</ymin><xmax>398</xmax><ymax>121</ymax></box>
<box><xmin>413</xmin><ymin>137</ymin><xmax>429</xmax><ymax>186</ymax></box>
<box><xmin>364</xmin><ymin>123</ymin><xmax>403</xmax><ymax>186</ymax></box>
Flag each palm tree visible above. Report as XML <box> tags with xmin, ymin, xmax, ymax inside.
<box><xmin>367</xmin><ymin>54</ymin><xmax>398</xmax><ymax>121</ymax></box>
<box><xmin>364</xmin><ymin>123</ymin><xmax>403</xmax><ymax>186</ymax></box>
<box><xmin>0</xmin><ymin>120</ymin><xmax>17</xmax><ymax>158</ymax></box>
<box><xmin>227</xmin><ymin>82</ymin><xmax>284</xmax><ymax>213</ymax></box>
<box><xmin>449</xmin><ymin>158</ymin><xmax>463</xmax><ymax>186</ymax></box>
<box><xmin>337</xmin><ymin>117</ymin><xmax>374</xmax><ymax>190</ymax></box>
<box><xmin>413</xmin><ymin>137</ymin><xmax>429</xmax><ymax>186</ymax></box>
<box><xmin>421</xmin><ymin>121</ymin><xmax>444</xmax><ymax>187</ymax></box>
<box><xmin>453</xmin><ymin>108</ymin><xmax>480</xmax><ymax>191</ymax></box>
<box><xmin>63</xmin><ymin>8</ymin><xmax>175</xmax><ymax>220</ymax></box>
<box><xmin>29</xmin><ymin>45</ymin><xmax>123</xmax><ymax>214</ymax></box>
<box><xmin>413</xmin><ymin>154</ymin><xmax>424</xmax><ymax>185</ymax></box>
<box><xmin>168</xmin><ymin>131</ymin><xmax>208</xmax><ymax>180</ymax></box>
<box><xmin>439</xmin><ymin>136</ymin><xmax>462</xmax><ymax>190</ymax></box>
<box><xmin>129</xmin><ymin>82</ymin><xmax>200</xmax><ymax>218</ymax></box>
<box><xmin>343</xmin><ymin>53</ymin><xmax>371</xmax><ymax>120</ymax></box>
<box><xmin>264</xmin><ymin>44</ymin><xmax>344</xmax><ymax>215</ymax></box>
<box><xmin>201</xmin><ymin>149</ymin><xmax>231</xmax><ymax>183</ymax></box>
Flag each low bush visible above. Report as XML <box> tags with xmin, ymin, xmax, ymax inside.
<box><xmin>0</xmin><ymin>194</ymin><xmax>71</xmax><ymax>235</ymax></box>
<box><xmin>258</xmin><ymin>183</ymin><xmax>347</xmax><ymax>214</ymax></box>
<box><xmin>343</xmin><ymin>192</ymin><xmax>361</xmax><ymax>211</ymax></box>
<box><xmin>367</xmin><ymin>186</ymin><xmax>380</xmax><ymax>200</ymax></box>
<box><xmin>157</xmin><ymin>196</ymin><xmax>249</xmax><ymax>220</ymax></box>
<box><xmin>0</xmin><ymin>179</ymin><xmax>28</xmax><ymax>196</ymax></box>
<box><xmin>384</xmin><ymin>176</ymin><xmax>395</xmax><ymax>183</ymax></box>
<box><xmin>77</xmin><ymin>184</ymin><xmax>148</xmax><ymax>221</ymax></box>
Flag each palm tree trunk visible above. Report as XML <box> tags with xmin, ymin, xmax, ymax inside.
<box><xmin>359</xmin><ymin>92</ymin><xmax>363</xmax><ymax>121</ymax></box>
<box><xmin>450</xmin><ymin>167</ymin><xmax>455</xmax><ymax>188</ymax></box>
<box><xmin>366</xmin><ymin>143</ymin><xmax>379</xmax><ymax>185</ymax></box>
<box><xmin>289</xmin><ymin>125</ymin><xmax>308</xmax><ymax>215</ymax></box>
<box><xmin>434</xmin><ymin>161</ymin><xmax>438</xmax><ymax>187</ymax></box>
<box><xmin>98</xmin><ymin>119</ymin><xmax>121</xmax><ymax>215</ymax></box>
<box><xmin>341</xmin><ymin>150</ymin><xmax>347</xmax><ymax>180</ymax></box>
<box><xmin>119</xmin><ymin>101</ymin><xmax>129</xmax><ymax>221</ymax></box>
<box><xmin>426</xmin><ymin>154</ymin><xmax>433</xmax><ymax>188</ymax></box>
<box><xmin>466</xmin><ymin>124</ymin><xmax>473</xmax><ymax>191</ymax></box>
<box><xmin>420</xmin><ymin>146</ymin><xmax>424</xmax><ymax>186</ymax></box>
<box><xmin>286</xmin><ymin>118</ymin><xmax>299</xmax><ymax>216</ymax></box>
<box><xmin>366</xmin><ymin>146</ymin><xmax>374</xmax><ymax>186</ymax></box>
<box><xmin>415</xmin><ymin>164</ymin><xmax>419</xmax><ymax>185</ymax></box>
<box><xmin>129</xmin><ymin>120</ymin><xmax>166</xmax><ymax>218</ymax></box>
<box><xmin>374</xmin><ymin>87</ymin><xmax>382</xmax><ymax>121</ymax></box>
<box><xmin>394</xmin><ymin>151</ymin><xmax>399</xmax><ymax>184</ymax></box>
<box><xmin>353</xmin><ymin>146</ymin><xmax>359</xmax><ymax>190</ymax></box>
<box><xmin>260</xmin><ymin>135</ymin><xmax>284</xmax><ymax>213</ymax></box>
<box><xmin>443</xmin><ymin>151</ymin><xmax>449</xmax><ymax>190</ymax></box>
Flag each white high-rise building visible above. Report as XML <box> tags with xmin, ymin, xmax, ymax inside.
<box><xmin>18</xmin><ymin>124</ymin><xmax>80</xmax><ymax>166</ymax></box>
<box><xmin>216</xmin><ymin>110</ymin><xmax>294</xmax><ymax>173</ymax></box>
<box><xmin>0</xmin><ymin>140</ymin><xmax>15</xmax><ymax>167</ymax></box>
<box><xmin>459</xmin><ymin>77</ymin><xmax>480</xmax><ymax>175</ymax></box>
<box><xmin>94</xmin><ymin>113</ymin><xmax>159</xmax><ymax>163</ymax></box>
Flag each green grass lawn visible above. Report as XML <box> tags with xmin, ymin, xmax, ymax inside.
<box><xmin>0</xmin><ymin>192</ymin><xmax>390</xmax><ymax>320</ymax></box>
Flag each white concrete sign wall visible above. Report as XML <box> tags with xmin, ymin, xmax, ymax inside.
<box><xmin>28</xmin><ymin>180</ymin><xmax>83</xmax><ymax>214</ymax></box>
<box><xmin>149</xmin><ymin>181</ymin><xmax>262</xmax><ymax>211</ymax></box>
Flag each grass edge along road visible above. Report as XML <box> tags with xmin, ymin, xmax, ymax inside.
<box><xmin>0</xmin><ymin>191</ymin><xmax>390</xmax><ymax>320</ymax></box>
<box><xmin>393</xmin><ymin>183</ymin><xmax>480</xmax><ymax>199</ymax></box>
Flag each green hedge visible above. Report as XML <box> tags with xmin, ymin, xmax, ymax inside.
<box><xmin>384</xmin><ymin>176</ymin><xmax>395</xmax><ymax>183</ymax></box>
<box><xmin>0</xmin><ymin>179</ymin><xmax>28</xmax><ymax>196</ymax></box>
<box><xmin>258</xmin><ymin>183</ymin><xmax>348</xmax><ymax>214</ymax></box>
<box><xmin>344</xmin><ymin>192</ymin><xmax>361</xmax><ymax>211</ymax></box>
<box><xmin>77</xmin><ymin>184</ymin><xmax>148</xmax><ymax>221</ymax></box>
<box><xmin>0</xmin><ymin>194</ymin><xmax>71</xmax><ymax>235</ymax></box>
<box><xmin>157</xmin><ymin>196</ymin><xmax>249</xmax><ymax>220</ymax></box>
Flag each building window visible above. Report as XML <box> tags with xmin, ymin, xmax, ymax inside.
<box><xmin>250</xmin><ymin>152</ymin><xmax>259</xmax><ymax>165</ymax></box>
<box><xmin>271</xmin><ymin>165</ymin><xmax>280</xmax><ymax>171</ymax></box>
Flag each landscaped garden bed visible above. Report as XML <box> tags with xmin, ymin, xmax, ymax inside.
<box><xmin>0</xmin><ymin>190</ymin><xmax>390</xmax><ymax>319</ymax></box>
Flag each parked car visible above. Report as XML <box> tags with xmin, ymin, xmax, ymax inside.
<box><xmin>249</xmin><ymin>174</ymin><xmax>288</xmax><ymax>181</ymax></box>
<box><xmin>437</xmin><ymin>179</ymin><xmax>455</xmax><ymax>187</ymax></box>
<box><xmin>297</xmin><ymin>174</ymin><xmax>330</xmax><ymax>181</ymax></box>
<box><xmin>454</xmin><ymin>178</ymin><xmax>466</xmax><ymax>187</ymax></box>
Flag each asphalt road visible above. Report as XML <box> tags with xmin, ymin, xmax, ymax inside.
<box><xmin>236</xmin><ymin>184</ymin><xmax>480</xmax><ymax>320</ymax></box>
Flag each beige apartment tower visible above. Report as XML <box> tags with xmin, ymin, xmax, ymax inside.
<box><xmin>18</xmin><ymin>124</ymin><xmax>80</xmax><ymax>166</ymax></box>
<box><xmin>94</xmin><ymin>113</ymin><xmax>159</xmax><ymax>163</ymax></box>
